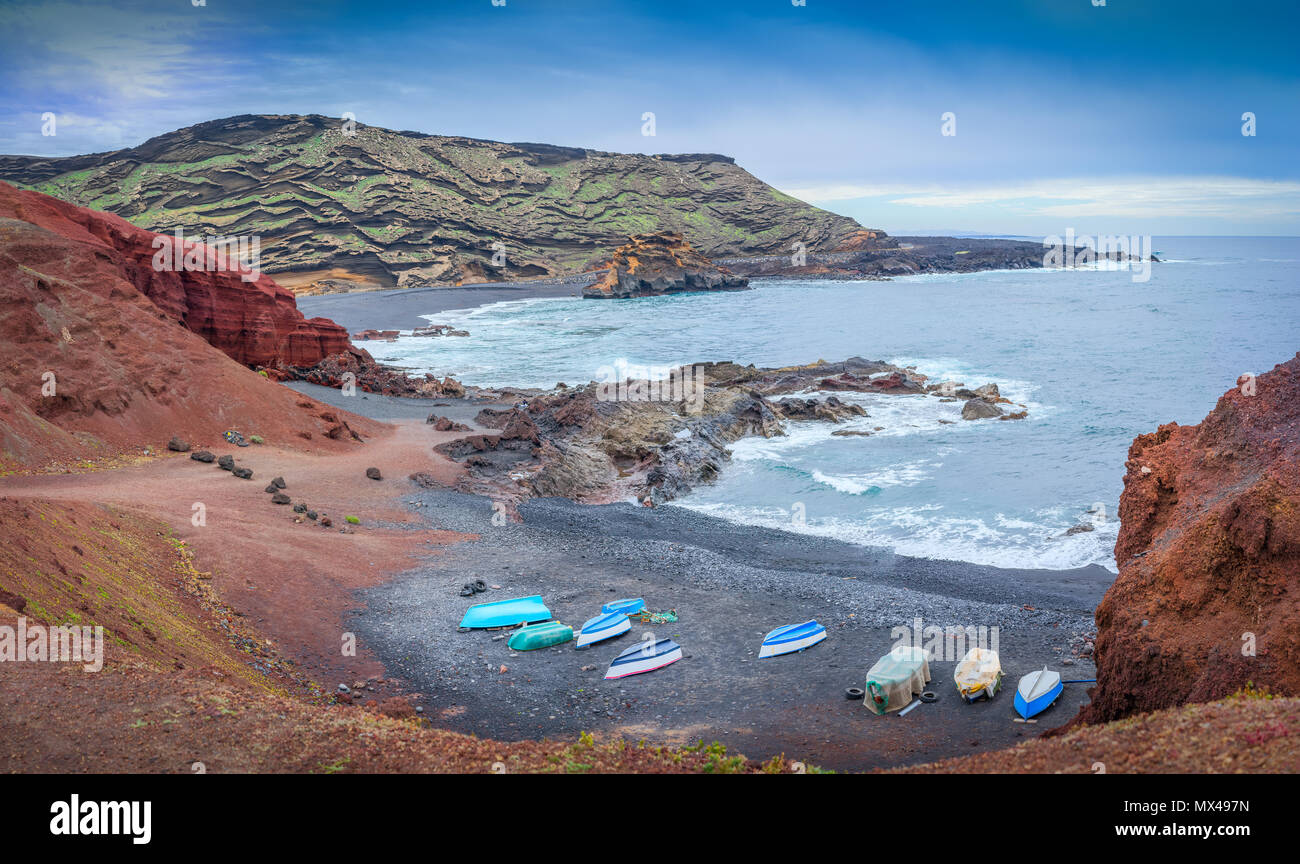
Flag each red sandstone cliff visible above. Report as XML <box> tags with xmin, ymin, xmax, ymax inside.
<box><xmin>0</xmin><ymin>181</ymin><xmax>350</xmax><ymax>368</ymax></box>
<box><xmin>1079</xmin><ymin>354</ymin><xmax>1300</xmax><ymax>724</ymax></box>
<box><xmin>0</xmin><ymin>184</ymin><xmax>379</xmax><ymax>468</ymax></box>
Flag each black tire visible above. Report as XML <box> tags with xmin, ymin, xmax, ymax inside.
<box><xmin>845</xmin><ymin>687</ymin><xmax>865</xmax><ymax>700</ymax></box>
<box><xmin>920</xmin><ymin>691</ymin><xmax>938</xmax><ymax>703</ymax></box>
<box><xmin>473</xmin><ymin>579</ymin><xmax>487</xmax><ymax>592</ymax></box>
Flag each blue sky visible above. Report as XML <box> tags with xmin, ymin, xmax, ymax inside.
<box><xmin>1</xmin><ymin>0</ymin><xmax>1297</xmax><ymax>234</ymax></box>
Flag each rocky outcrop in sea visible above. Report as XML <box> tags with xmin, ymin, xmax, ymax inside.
<box><xmin>582</xmin><ymin>232</ymin><xmax>749</xmax><ymax>298</ymax></box>
<box><xmin>431</xmin><ymin>357</ymin><xmax>1016</xmax><ymax>507</ymax></box>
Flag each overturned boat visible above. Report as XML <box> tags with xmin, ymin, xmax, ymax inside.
<box><xmin>604</xmin><ymin>637</ymin><xmax>682</xmax><ymax>679</ymax></box>
<box><xmin>864</xmin><ymin>646</ymin><xmax>931</xmax><ymax>715</ymax></box>
<box><xmin>459</xmin><ymin>595</ymin><xmax>551</xmax><ymax>629</ymax></box>
<box><xmin>575</xmin><ymin>611</ymin><xmax>631</xmax><ymax>648</ymax></box>
<box><xmin>759</xmin><ymin>620</ymin><xmax>827</xmax><ymax>658</ymax></box>
<box><xmin>1014</xmin><ymin>666</ymin><xmax>1063</xmax><ymax>719</ymax></box>
<box><xmin>954</xmin><ymin>647</ymin><xmax>1003</xmax><ymax>703</ymax></box>
<box><xmin>508</xmin><ymin>620</ymin><xmax>573</xmax><ymax>651</ymax></box>
<box><xmin>601</xmin><ymin>598</ymin><xmax>645</xmax><ymax>616</ymax></box>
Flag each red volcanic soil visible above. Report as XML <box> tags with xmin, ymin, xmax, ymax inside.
<box><xmin>1079</xmin><ymin>353</ymin><xmax>1300</xmax><ymax>724</ymax></box>
<box><xmin>1</xmin><ymin>421</ymin><xmax>469</xmax><ymax>683</ymax></box>
<box><xmin>0</xmin><ymin>182</ymin><xmax>379</xmax><ymax>469</ymax></box>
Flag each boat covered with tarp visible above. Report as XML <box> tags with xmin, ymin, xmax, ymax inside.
<box><xmin>864</xmin><ymin>646</ymin><xmax>931</xmax><ymax>715</ymax></box>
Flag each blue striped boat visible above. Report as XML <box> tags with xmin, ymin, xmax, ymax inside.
<box><xmin>575</xmin><ymin>611</ymin><xmax>631</xmax><ymax>648</ymax></box>
<box><xmin>458</xmin><ymin>595</ymin><xmax>551</xmax><ymax>629</ymax></box>
<box><xmin>601</xmin><ymin>597</ymin><xmax>645</xmax><ymax>616</ymax></box>
<box><xmin>1014</xmin><ymin>666</ymin><xmax>1063</xmax><ymax>719</ymax></box>
<box><xmin>604</xmin><ymin>638</ymin><xmax>682</xmax><ymax>679</ymax></box>
<box><xmin>759</xmin><ymin>620</ymin><xmax>827</xmax><ymax>658</ymax></box>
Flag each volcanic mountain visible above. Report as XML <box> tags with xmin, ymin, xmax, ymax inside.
<box><xmin>0</xmin><ymin>114</ymin><xmax>865</xmax><ymax>291</ymax></box>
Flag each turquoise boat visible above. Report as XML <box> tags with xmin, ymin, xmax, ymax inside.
<box><xmin>508</xmin><ymin>621</ymin><xmax>573</xmax><ymax>651</ymax></box>
<box><xmin>459</xmin><ymin>595</ymin><xmax>551</xmax><ymax>629</ymax></box>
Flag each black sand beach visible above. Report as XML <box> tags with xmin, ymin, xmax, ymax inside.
<box><xmin>296</xmin><ymin>275</ymin><xmax>597</xmax><ymax>332</ymax></box>
<box><xmin>293</xmin><ymin>380</ymin><xmax>1109</xmax><ymax>772</ymax></box>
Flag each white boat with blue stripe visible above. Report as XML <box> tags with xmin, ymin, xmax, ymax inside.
<box><xmin>1014</xmin><ymin>666</ymin><xmax>1063</xmax><ymax>719</ymax></box>
<box><xmin>758</xmin><ymin>620</ymin><xmax>827</xmax><ymax>658</ymax></box>
<box><xmin>604</xmin><ymin>637</ymin><xmax>682</xmax><ymax>679</ymax></box>
<box><xmin>575</xmin><ymin>610</ymin><xmax>631</xmax><ymax>648</ymax></box>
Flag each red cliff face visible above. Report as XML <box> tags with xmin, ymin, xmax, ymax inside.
<box><xmin>1079</xmin><ymin>354</ymin><xmax>1300</xmax><ymax>724</ymax></box>
<box><xmin>0</xmin><ymin>181</ymin><xmax>351</xmax><ymax>368</ymax></box>
<box><xmin>0</xmin><ymin>185</ymin><xmax>379</xmax><ymax>469</ymax></box>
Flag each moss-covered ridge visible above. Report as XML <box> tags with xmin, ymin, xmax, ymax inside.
<box><xmin>0</xmin><ymin>114</ymin><xmax>863</xmax><ymax>289</ymax></box>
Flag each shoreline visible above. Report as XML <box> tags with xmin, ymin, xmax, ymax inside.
<box><xmin>354</xmin><ymin>468</ymin><xmax>1104</xmax><ymax>772</ymax></box>
<box><xmin>279</xmin><ymin>382</ymin><xmax>1107</xmax><ymax>770</ymax></box>
<box><xmin>297</xmin><ymin>274</ymin><xmax>597</xmax><ymax>332</ymax></box>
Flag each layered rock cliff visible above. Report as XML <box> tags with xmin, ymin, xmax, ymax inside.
<box><xmin>582</xmin><ymin>231</ymin><xmax>749</xmax><ymax>298</ymax></box>
<box><xmin>0</xmin><ymin>114</ymin><xmax>864</xmax><ymax>290</ymax></box>
<box><xmin>0</xmin><ymin>181</ymin><xmax>351</xmax><ymax>368</ymax></box>
<box><xmin>0</xmin><ymin>182</ymin><xmax>379</xmax><ymax>468</ymax></box>
<box><xmin>1079</xmin><ymin>354</ymin><xmax>1300</xmax><ymax>724</ymax></box>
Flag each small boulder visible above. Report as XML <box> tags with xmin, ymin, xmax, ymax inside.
<box><xmin>265</xmin><ymin>484</ymin><xmax>279</xmax><ymax>494</ymax></box>
<box><xmin>217</xmin><ymin>455</ymin><xmax>235</xmax><ymax>471</ymax></box>
<box><xmin>961</xmin><ymin>398</ymin><xmax>1003</xmax><ymax>420</ymax></box>
<box><xmin>167</xmin><ymin>437</ymin><xmax>190</xmax><ymax>452</ymax></box>
<box><xmin>271</xmin><ymin>492</ymin><xmax>291</xmax><ymax>505</ymax></box>
<box><xmin>190</xmin><ymin>451</ymin><xmax>216</xmax><ymax>463</ymax></box>
<box><xmin>365</xmin><ymin>467</ymin><xmax>382</xmax><ymax>481</ymax></box>
<box><xmin>292</xmin><ymin>503</ymin><xmax>307</xmax><ymax>513</ymax></box>
<box><xmin>271</xmin><ymin>476</ymin><xmax>286</xmax><ymax>489</ymax></box>
<box><xmin>231</xmin><ymin>466</ymin><xmax>253</xmax><ymax>480</ymax></box>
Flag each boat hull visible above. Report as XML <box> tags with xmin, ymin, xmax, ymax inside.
<box><xmin>759</xmin><ymin>620</ymin><xmax>827</xmax><ymax>658</ymax></box>
<box><xmin>459</xmin><ymin>595</ymin><xmax>551</xmax><ymax>629</ymax></box>
<box><xmin>954</xmin><ymin>648</ymin><xmax>1003</xmax><ymax>703</ymax></box>
<box><xmin>575</xmin><ymin>611</ymin><xmax>631</xmax><ymax>648</ymax></box>
<box><xmin>601</xmin><ymin>598</ymin><xmax>645</xmax><ymax>616</ymax></box>
<box><xmin>508</xmin><ymin>621</ymin><xmax>573</xmax><ymax>651</ymax></box>
<box><xmin>1014</xmin><ymin>670</ymin><xmax>1064</xmax><ymax>718</ymax></box>
<box><xmin>604</xmin><ymin>638</ymin><xmax>682</xmax><ymax>679</ymax></box>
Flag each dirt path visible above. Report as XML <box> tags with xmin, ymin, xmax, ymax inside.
<box><xmin>0</xmin><ymin>419</ymin><xmax>472</xmax><ymax>683</ymax></box>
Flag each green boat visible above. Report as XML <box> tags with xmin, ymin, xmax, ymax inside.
<box><xmin>507</xmin><ymin>621</ymin><xmax>573</xmax><ymax>651</ymax></box>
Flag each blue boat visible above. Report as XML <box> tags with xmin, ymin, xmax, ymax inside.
<box><xmin>759</xmin><ymin>620</ymin><xmax>827</xmax><ymax>658</ymax></box>
<box><xmin>1014</xmin><ymin>666</ymin><xmax>1063</xmax><ymax>719</ymax></box>
<box><xmin>459</xmin><ymin>595</ymin><xmax>551</xmax><ymax>629</ymax></box>
<box><xmin>601</xmin><ymin>597</ymin><xmax>645</xmax><ymax>616</ymax></box>
<box><xmin>575</xmin><ymin>611</ymin><xmax>631</xmax><ymax>648</ymax></box>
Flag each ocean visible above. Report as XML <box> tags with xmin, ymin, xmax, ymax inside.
<box><xmin>369</xmin><ymin>237</ymin><xmax>1299</xmax><ymax>572</ymax></box>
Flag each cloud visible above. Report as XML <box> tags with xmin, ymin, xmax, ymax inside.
<box><xmin>785</xmin><ymin>176</ymin><xmax>1300</xmax><ymax>222</ymax></box>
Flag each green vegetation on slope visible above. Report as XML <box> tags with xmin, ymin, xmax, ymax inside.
<box><xmin>0</xmin><ymin>113</ymin><xmax>861</xmax><ymax>287</ymax></box>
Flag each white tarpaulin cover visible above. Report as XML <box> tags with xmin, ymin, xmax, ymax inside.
<box><xmin>954</xmin><ymin>647</ymin><xmax>1003</xmax><ymax>701</ymax></box>
<box><xmin>864</xmin><ymin>646</ymin><xmax>931</xmax><ymax>715</ymax></box>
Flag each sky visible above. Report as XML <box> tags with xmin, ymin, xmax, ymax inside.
<box><xmin>1</xmin><ymin>0</ymin><xmax>1297</xmax><ymax>235</ymax></box>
